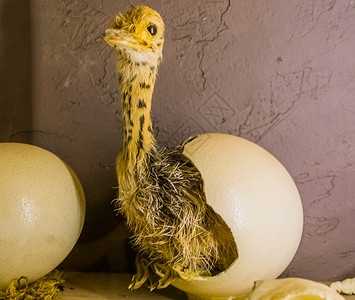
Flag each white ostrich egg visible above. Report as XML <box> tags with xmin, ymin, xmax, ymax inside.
<box><xmin>0</xmin><ymin>143</ymin><xmax>85</xmax><ymax>289</ymax></box>
<box><xmin>176</xmin><ymin>133</ymin><xmax>303</xmax><ymax>299</ymax></box>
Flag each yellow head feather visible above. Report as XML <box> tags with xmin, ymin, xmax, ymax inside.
<box><xmin>104</xmin><ymin>6</ymin><xmax>164</xmax><ymax>62</ymax></box>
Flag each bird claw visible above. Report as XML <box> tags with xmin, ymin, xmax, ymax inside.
<box><xmin>148</xmin><ymin>279</ymin><xmax>159</xmax><ymax>291</ymax></box>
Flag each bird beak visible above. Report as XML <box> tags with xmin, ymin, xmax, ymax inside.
<box><xmin>103</xmin><ymin>28</ymin><xmax>138</xmax><ymax>51</ymax></box>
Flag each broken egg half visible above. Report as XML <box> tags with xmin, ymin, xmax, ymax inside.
<box><xmin>178</xmin><ymin>134</ymin><xmax>304</xmax><ymax>299</ymax></box>
<box><xmin>0</xmin><ymin>143</ymin><xmax>85</xmax><ymax>289</ymax></box>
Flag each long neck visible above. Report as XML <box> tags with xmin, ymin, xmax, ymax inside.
<box><xmin>117</xmin><ymin>59</ymin><xmax>158</xmax><ymax>177</ymax></box>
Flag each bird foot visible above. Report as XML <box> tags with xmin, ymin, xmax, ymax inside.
<box><xmin>152</xmin><ymin>264</ymin><xmax>176</xmax><ymax>289</ymax></box>
<box><xmin>130</xmin><ymin>256</ymin><xmax>209</xmax><ymax>290</ymax></box>
<box><xmin>153</xmin><ymin>263</ymin><xmax>206</xmax><ymax>288</ymax></box>
<box><xmin>128</xmin><ymin>255</ymin><xmax>150</xmax><ymax>290</ymax></box>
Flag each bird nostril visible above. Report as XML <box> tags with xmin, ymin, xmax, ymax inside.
<box><xmin>103</xmin><ymin>29</ymin><xmax>114</xmax><ymax>39</ymax></box>
<box><xmin>103</xmin><ymin>31</ymin><xmax>110</xmax><ymax>41</ymax></box>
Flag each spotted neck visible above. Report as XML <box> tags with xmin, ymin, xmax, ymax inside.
<box><xmin>117</xmin><ymin>59</ymin><xmax>158</xmax><ymax>177</ymax></box>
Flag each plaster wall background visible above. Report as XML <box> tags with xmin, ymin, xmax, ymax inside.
<box><xmin>0</xmin><ymin>0</ymin><xmax>354</xmax><ymax>281</ymax></box>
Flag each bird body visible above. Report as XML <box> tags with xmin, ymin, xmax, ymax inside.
<box><xmin>104</xmin><ymin>6</ymin><xmax>237</xmax><ymax>290</ymax></box>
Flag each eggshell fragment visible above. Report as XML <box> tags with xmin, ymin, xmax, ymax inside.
<box><xmin>246</xmin><ymin>278</ymin><xmax>345</xmax><ymax>300</ymax></box>
<box><xmin>331</xmin><ymin>277</ymin><xmax>355</xmax><ymax>295</ymax></box>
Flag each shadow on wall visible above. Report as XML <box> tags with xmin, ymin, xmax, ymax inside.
<box><xmin>0</xmin><ymin>2</ymin><xmax>133</xmax><ymax>274</ymax></box>
<box><xmin>0</xmin><ymin>0</ymin><xmax>32</xmax><ymax>143</ymax></box>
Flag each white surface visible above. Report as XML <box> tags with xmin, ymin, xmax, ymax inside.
<box><xmin>59</xmin><ymin>272</ymin><xmax>355</xmax><ymax>300</ymax></box>
<box><xmin>60</xmin><ymin>272</ymin><xmax>186</xmax><ymax>300</ymax></box>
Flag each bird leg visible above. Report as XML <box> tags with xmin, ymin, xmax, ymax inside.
<box><xmin>128</xmin><ymin>255</ymin><xmax>150</xmax><ymax>290</ymax></box>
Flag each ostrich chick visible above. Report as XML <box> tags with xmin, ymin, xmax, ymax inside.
<box><xmin>103</xmin><ymin>6</ymin><xmax>238</xmax><ymax>290</ymax></box>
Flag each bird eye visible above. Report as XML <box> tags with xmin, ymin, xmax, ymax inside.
<box><xmin>147</xmin><ymin>24</ymin><xmax>157</xmax><ymax>36</ymax></box>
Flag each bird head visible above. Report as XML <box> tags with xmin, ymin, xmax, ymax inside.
<box><xmin>103</xmin><ymin>6</ymin><xmax>164</xmax><ymax>65</ymax></box>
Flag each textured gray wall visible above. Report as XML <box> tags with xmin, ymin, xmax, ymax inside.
<box><xmin>1</xmin><ymin>0</ymin><xmax>354</xmax><ymax>281</ymax></box>
<box><xmin>0</xmin><ymin>0</ymin><xmax>32</xmax><ymax>144</ymax></box>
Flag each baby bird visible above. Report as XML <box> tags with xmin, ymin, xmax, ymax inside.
<box><xmin>103</xmin><ymin>6</ymin><xmax>238</xmax><ymax>290</ymax></box>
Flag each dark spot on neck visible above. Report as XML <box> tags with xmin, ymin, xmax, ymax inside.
<box><xmin>139</xmin><ymin>115</ymin><xmax>145</xmax><ymax>130</ymax></box>
<box><xmin>117</xmin><ymin>73</ymin><xmax>123</xmax><ymax>82</ymax></box>
<box><xmin>140</xmin><ymin>82</ymin><xmax>151</xmax><ymax>89</ymax></box>
<box><xmin>138</xmin><ymin>99</ymin><xmax>147</xmax><ymax>108</ymax></box>
<box><xmin>137</xmin><ymin>135</ymin><xmax>144</xmax><ymax>156</ymax></box>
<box><xmin>137</xmin><ymin>131</ymin><xmax>144</xmax><ymax>149</ymax></box>
<box><xmin>136</xmin><ymin>127</ymin><xmax>144</xmax><ymax>157</ymax></box>
<box><xmin>130</xmin><ymin>74</ymin><xmax>137</xmax><ymax>82</ymax></box>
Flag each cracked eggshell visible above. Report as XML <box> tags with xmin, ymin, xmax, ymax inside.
<box><xmin>179</xmin><ymin>134</ymin><xmax>303</xmax><ymax>299</ymax></box>
<box><xmin>0</xmin><ymin>143</ymin><xmax>85</xmax><ymax>290</ymax></box>
<box><xmin>246</xmin><ymin>278</ymin><xmax>345</xmax><ymax>300</ymax></box>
